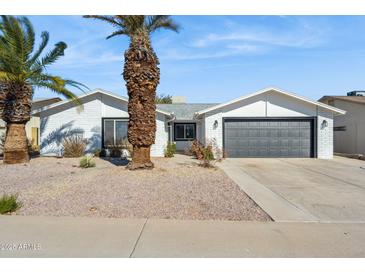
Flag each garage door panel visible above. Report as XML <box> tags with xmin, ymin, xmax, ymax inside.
<box><xmin>224</xmin><ymin>119</ymin><xmax>314</xmax><ymax>158</ymax></box>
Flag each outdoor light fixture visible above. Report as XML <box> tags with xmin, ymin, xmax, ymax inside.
<box><xmin>321</xmin><ymin>120</ymin><xmax>328</xmax><ymax>129</ymax></box>
<box><xmin>213</xmin><ymin>120</ymin><xmax>218</xmax><ymax>128</ymax></box>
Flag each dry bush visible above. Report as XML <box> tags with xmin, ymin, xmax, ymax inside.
<box><xmin>208</xmin><ymin>138</ymin><xmax>224</xmax><ymax>162</ymax></box>
<box><xmin>62</xmin><ymin>136</ymin><xmax>86</xmax><ymax>158</ymax></box>
<box><xmin>189</xmin><ymin>138</ymin><xmax>225</xmax><ymax>168</ymax></box>
<box><xmin>106</xmin><ymin>138</ymin><xmax>133</xmax><ymax>158</ymax></box>
<box><xmin>190</xmin><ymin>139</ymin><xmax>204</xmax><ymax>160</ymax></box>
<box><xmin>199</xmin><ymin>145</ymin><xmax>215</xmax><ymax>168</ymax></box>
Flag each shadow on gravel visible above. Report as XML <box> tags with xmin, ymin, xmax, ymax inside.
<box><xmin>101</xmin><ymin>157</ymin><xmax>129</xmax><ymax>166</ymax></box>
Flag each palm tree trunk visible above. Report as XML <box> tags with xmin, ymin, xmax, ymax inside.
<box><xmin>2</xmin><ymin>82</ymin><xmax>33</xmax><ymax>164</ymax></box>
<box><xmin>3</xmin><ymin>123</ymin><xmax>29</xmax><ymax>164</ymax></box>
<box><xmin>124</xmin><ymin>31</ymin><xmax>159</xmax><ymax>170</ymax></box>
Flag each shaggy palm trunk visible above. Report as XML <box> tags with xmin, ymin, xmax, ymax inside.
<box><xmin>123</xmin><ymin>30</ymin><xmax>159</xmax><ymax>170</ymax></box>
<box><xmin>1</xmin><ymin>82</ymin><xmax>33</xmax><ymax>164</ymax></box>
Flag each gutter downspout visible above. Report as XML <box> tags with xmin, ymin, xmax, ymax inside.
<box><xmin>166</xmin><ymin>113</ymin><xmax>176</xmax><ymax>143</ymax></box>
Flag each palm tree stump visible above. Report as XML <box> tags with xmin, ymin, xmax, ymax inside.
<box><xmin>2</xmin><ymin>82</ymin><xmax>32</xmax><ymax>164</ymax></box>
<box><xmin>3</xmin><ymin>123</ymin><xmax>29</xmax><ymax>164</ymax></box>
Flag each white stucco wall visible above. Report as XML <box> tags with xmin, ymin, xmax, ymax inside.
<box><xmin>330</xmin><ymin>99</ymin><xmax>365</xmax><ymax>155</ymax></box>
<box><xmin>153</xmin><ymin>113</ymin><xmax>168</xmax><ymax>157</ymax></box>
<box><xmin>203</xmin><ymin>90</ymin><xmax>334</xmax><ymax>159</ymax></box>
<box><xmin>317</xmin><ymin>107</ymin><xmax>333</xmax><ymax>159</ymax></box>
<box><xmin>39</xmin><ymin>93</ymin><xmax>168</xmax><ymax>157</ymax></box>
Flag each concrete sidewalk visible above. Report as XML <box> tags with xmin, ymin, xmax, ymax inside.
<box><xmin>1</xmin><ymin>216</ymin><xmax>365</xmax><ymax>257</ymax></box>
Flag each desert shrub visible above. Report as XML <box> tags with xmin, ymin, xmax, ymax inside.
<box><xmin>62</xmin><ymin>136</ymin><xmax>86</xmax><ymax>158</ymax></box>
<box><xmin>106</xmin><ymin>138</ymin><xmax>133</xmax><ymax>158</ymax></box>
<box><xmin>79</xmin><ymin>155</ymin><xmax>96</xmax><ymax>168</ymax></box>
<box><xmin>208</xmin><ymin>138</ymin><xmax>224</xmax><ymax>161</ymax></box>
<box><xmin>164</xmin><ymin>142</ymin><xmax>176</xmax><ymax>157</ymax></box>
<box><xmin>199</xmin><ymin>145</ymin><xmax>215</xmax><ymax>168</ymax></box>
<box><xmin>190</xmin><ymin>139</ymin><xmax>204</xmax><ymax>160</ymax></box>
<box><xmin>189</xmin><ymin>138</ymin><xmax>223</xmax><ymax>168</ymax></box>
<box><xmin>0</xmin><ymin>194</ymin><xmax>22</xmax><ymax>214</ymax></box>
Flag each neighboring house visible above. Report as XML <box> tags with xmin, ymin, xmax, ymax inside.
<box><xmin>33</xmin><ymin>87</ymin><xmax>345</xmax><ymax>159</ymax></box>
<box><xmin>319</xmin><ymin>92</ymin><xmax>365</xmax><ymax>155</ymax></box>
<box><xmin>0</xmin><ymin>97</ymin><xmax>61</xmax><ymax>149</ymax></box>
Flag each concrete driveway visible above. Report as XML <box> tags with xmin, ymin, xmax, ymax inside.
<box><xmin>219</xmin><ymin>156</ymin><xmax>365</xmax><ymax>223</ymax></box>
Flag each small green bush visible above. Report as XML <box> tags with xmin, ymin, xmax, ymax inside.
<box><xmin>164</xmin><ymin>142</ymin><xmax>176</xmax><ymax>157</ymax></box>
<box><xmin>79</xmin><ymin>155</ymin><xmax>96</xmax><ymax>168</ymax></box>
<box><xmin>0</xmin><ymin>194</ymin><xmax>22</xmax><ymax>214</ymax></box>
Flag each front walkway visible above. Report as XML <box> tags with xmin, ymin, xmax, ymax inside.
<box><xmin>219</xmin><ymin>157</ymin><xmax>365</xmax><ymax>223</ymax></box>
<box><xmin>1</xmin><ymin>215</ymin><xmax>365</xmax><ymax>257</ymax></box>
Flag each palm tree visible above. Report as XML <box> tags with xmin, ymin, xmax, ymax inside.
<box><xmin>0</xmin><ymin>16</ymin><xmax>87</xmax><ymax>164</ymax></box>
<box><xmin>84</xmin><ymin>15</ymin><xmax>179</xmax><ymax>170</ymax></box>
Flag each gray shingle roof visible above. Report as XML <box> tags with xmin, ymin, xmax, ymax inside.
<box><xmin>157</xmin><ymin>103</ymin><xmax>219</xmax><ymax>120</ymax></box>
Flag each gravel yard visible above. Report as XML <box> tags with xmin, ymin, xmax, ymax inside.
<box><xmin>0</xmin><ymin>154</ymin><xmax>271</xmax><ymax>221</ymax></box>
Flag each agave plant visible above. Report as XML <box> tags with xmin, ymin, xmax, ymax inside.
<box><xmin>0</xmin><ymin>15</ymin><xmax>87</xmax><ymax>164</ymax></box>
<box><xmin>84</xmin><ymin>15</ymin><xmax>179</xmax><ymax>170</ymax></box>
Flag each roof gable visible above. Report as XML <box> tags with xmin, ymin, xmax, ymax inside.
<box><xmin>157</xmin><ymin>103</ymin><xmax>218</xmax><ymax>120</ymax></box>
<box><xmin>32</xmin><ymin>89</ymin><xmax>173</xmax><ymax>116</ymax></box>
<box><xmin>195</xmin><ymin>87</ymin><xmax>346</xmax><ymax>116</ymax></box>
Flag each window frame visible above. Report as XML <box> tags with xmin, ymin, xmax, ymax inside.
<box><xmin>174</xmin><ymin>123</ymin><xmax>196</xmax><ymax>141</ymax></box>
<box><xmin>102</xmin><ymin>118</ymin><xmax>129</xmax><ymax>148</ymax></box>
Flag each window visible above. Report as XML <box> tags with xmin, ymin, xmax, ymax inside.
<box><xmin>103</xmin><ymin>119</ymin><xmax>128</xmax><ymax>147</ymax></box>
<box><xmin>334</xmin><ymin>126</ymin><xmax>346</xmax><ymax>131</ymax></box>
<box><xmin>174</xmin><ymin>123</ymin><xmax>196</xmax><ymax>141</ymax></box>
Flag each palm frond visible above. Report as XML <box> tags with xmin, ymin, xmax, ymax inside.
<box><xmin>146</xmin><ymin>16</ymin><xmax>180</xmax><ymax>33</ymax></box>
<box><xmin>83</xmin><ymin>15</ymin><xmax>123</xmax><ymax>28</ymax></box>
<box><xmin>27</xmin><ymin>31</ymin><xmax>49</xmax><ymax>67</ymax></box>
<box><xmin>0</xmin><ymin>15</ymin><xmax>87</xmax><ymax>104</ymax></box>
<box><xmin>19</xmin><ymin>16</ymin><xmax>35</xmax><ymax>59</ymax></box>
<box><xmin>106</xmin><ymin>30</ymin><xmax>128</xmax><ymax>39</ymax></box>
<box><xmin>39</xmin><ymin>41</ymin><xmax>67</xmax><ymax>67</ymax></box>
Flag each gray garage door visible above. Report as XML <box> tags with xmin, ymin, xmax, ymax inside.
<box><xmin>224</xmin><ymin>119</ymin><xmax>314</xmax><ymax>158</ymax></box>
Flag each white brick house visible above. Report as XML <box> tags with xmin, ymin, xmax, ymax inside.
<box><xmin>33</xmin><ymin>87</ymin><xmax>345</xmax><ymax>159</ymax></box>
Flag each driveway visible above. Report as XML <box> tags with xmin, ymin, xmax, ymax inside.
<box><xmin>219</xmin><ymin>156</ymin><xmax>365</xmax><ymax>223</ymax></box>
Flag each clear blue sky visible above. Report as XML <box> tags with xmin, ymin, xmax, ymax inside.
<box><xmin>29</xmin><ymin>15</ymin><xmax>365</xmax><ymax>103</ymax></box>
